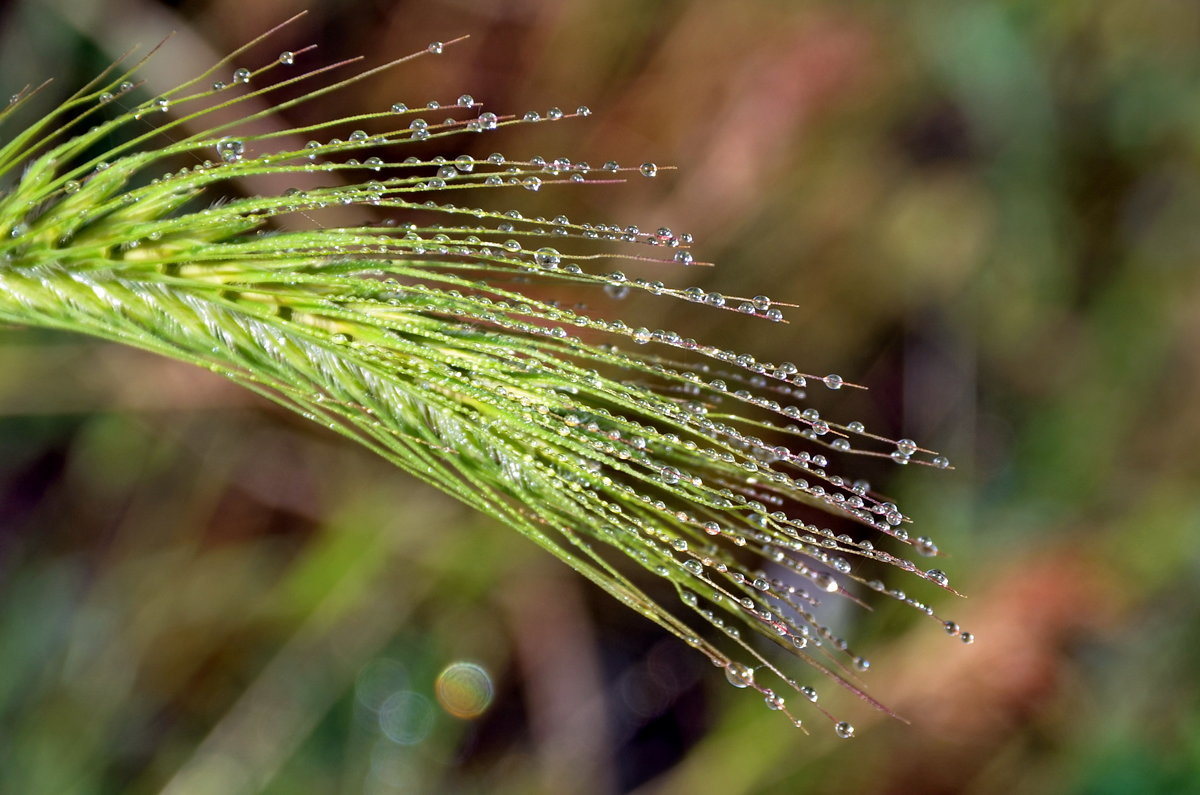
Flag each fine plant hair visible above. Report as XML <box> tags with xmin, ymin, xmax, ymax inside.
<box><xmin>0</xmin><ymin>14</ymin><xmax>971</xmax><ymax>738</ymax></box>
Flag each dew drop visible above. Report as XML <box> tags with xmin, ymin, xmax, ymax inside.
<box><xmin>533</xmin><ymin>247</ymin><xmax>560</xmax><ymax>266</ymax></box>
<box><xmin>926</xmin><ymin>569</ymin><xmax>949</xmax><ymax>587</ymax></box>
<box><xmin>915</xmin><ymin>536</ymin><xmax>939</xmax><ymax>556</ymax></box>
<box><xmin>724</xmin><ymin>662</ymin><xmax>754</xmax><ymax>689</ymax></box>
<box><xmin>278</xmin><ymin>51</ymin><xmax>295</xmax><ymax>65</ymax></box>
<box><xmin>824</xmin><ymin>374</ymin><xmax>843</xmax><ymax>390</ymax></box>
<box><xmin>457</xmin><ymin>94</ymin><xmax>474</xmax><ymax>107</ymax></box>
<box><xmin>835</xmin><ymin>721</ymin><xmax>855</xmax><ymax>739</ymax></box>
<box><xmin>232</xmin><ymin>67</ymin><xmax>251</xmax><ymax>84</ymax></box>
<box><xmin>427</xmin><ymin>41</ymin><xmax>445</xmax><ymax>54</ymax></box>
<box><xmin>660</xmin><ymin>466</ymin><xmax>681</xmax><ymax>485</ymax></box>
<box><xmin>813</xmin><ymin>573</ymin><xmax>838</xmax><ymax>593</ymax></box>
<box><xmin>639</xmin><ymin>162</ymin><xmax>658</xmax><ymax>177</ymax></box>
<box><xmin>215</xmin><ymin>139</ymin><xmax>244</xmax><ymax>163</ymax></box>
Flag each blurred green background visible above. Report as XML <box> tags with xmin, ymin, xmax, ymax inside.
<box><xmin>2</xmin><ymin>0</ymin><xmax>1199</xmax><ymax>792</ymax></box>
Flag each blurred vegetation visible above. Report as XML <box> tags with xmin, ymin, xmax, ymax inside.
<box><xmin>1</xmin><ymin>0</ymin><xmax>1198</xmax><ymax>793</ymax></box>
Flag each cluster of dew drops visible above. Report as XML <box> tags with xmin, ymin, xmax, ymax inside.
<box><xmin>98</xmin><ymin>40</ymin><xmax>976</xmax><ymax>739</ymax></box>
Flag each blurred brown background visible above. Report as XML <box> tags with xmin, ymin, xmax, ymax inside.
<box><xmin>1</xmin><ymin>0</ymin><xmax>1199</xmax><ymax>793</ymax></box>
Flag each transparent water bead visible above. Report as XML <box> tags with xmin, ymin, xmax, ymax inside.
<box><xmin>835</xmin><ymin>721</ymin><xmax>856</xmax><ymax>739</ymax></box>
<box><xmin>478</xmin><ymin>112</ymin><xmax>498</xmax><ymax>130</ymax></box>
<box><xmin>724</xmin><ymin>662</ymin><xmax>754</xmax><ymax>688</ymax></box>
<box><xmin>813</xmin><ymin>573</ymin><xmax>838</xmax><ymax>593</ymax></box>
<box><xmin>576</xmin><ymin>105</ymin><xmax>592</xmax><ymax>116</ymax></box>
<box><xmin>605</xmin><ymin>283</ymin><xmax>630</xmax><ymax>300</ymax></box>
<box><xmin>232</xmin><ymin>67</ymin><xmax>251</xmax><ymax>84</ymax></box>
<box><xmin>897</xmin><ymin>438</ymin><xmax>918</xmax><ymax>456</ymax></box>
<box><xmin>522</xmin><ymin>176</ymin><xmax>542</xmax><ymax>191</ymax></box>
<box><xmin>823</xmin><ymin>374</ymin><xmax>843</xmax><ymax>390</ymax></box>
<box><xmin>427</xmin><ymin>41</ymin><xmax>444</xmax><ymax>54</ymax></box>
<box><xmin>926</xmin><ymin>569</ymin><xmax>949</xmax><ymax>587</ymax></box>
<box><xmin>457</xmin><ymin>94</ymin><xmax>474</xmax><ymax>107</ymax></box>
<box><xmin>278</xmin><ymin>51</ymin><xmax>295</xmax><ymax>65</ymax></box>
<box><xmin>639</xmin><ymin>162</ymin><xmax>658</xmax><ymax>177</ymax></box>
<box><xmin>391</xmin><ymin>102</ymin><xmax>409</xmax><ymax>113</ymax></box>
<box><xmin>660</xmin><ymin>466</ymin><xmax>681</xmax><ymax>486</ymax></box>
<box><xmin>215</xmin><ymin>139</ymin><xmax>244</xmax><ymax>163</ymax></box>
